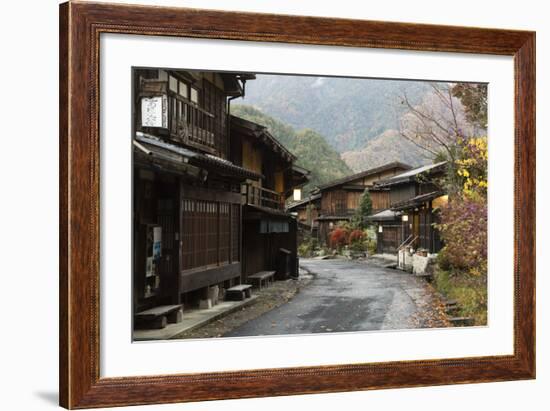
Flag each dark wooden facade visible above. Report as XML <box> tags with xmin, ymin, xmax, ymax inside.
<box><xmin>230</xmin><ymin>116</ymin><xmax>309</xmax><ymax>280</ymax></box>
<box><xmin>314</xmin><ymin>162</ymin><xmax>411</xmax><ymax>245</ymax></box>
<box><xmin>368</xmin><ymin>162</ymin><xmax>447</xmax><ymax>254</ymax></box>
<box><xmin>133</xmin><ymin>68</ymin><xmax>265</xmax><ymax>314</ymax></box>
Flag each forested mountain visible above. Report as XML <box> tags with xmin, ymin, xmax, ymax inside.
<box><xmin>231</xmin><ymin>105</ymin><xmax>352</xmax><ymax>193</ymax></box>
<box><xmin>341</xmin><ymin>129</ymin><xmax>431</xmax><ymax>172</ymax></box>
<box><xmin>239</xmin><ymin>74</ymin><xmax>431</xmax><ymax>154</ymax></box>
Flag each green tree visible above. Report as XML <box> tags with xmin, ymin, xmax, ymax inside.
<box><xmin>352</xmin><ymin>189</ymin><xmax>373</xmax><ymax>229</ymax></box>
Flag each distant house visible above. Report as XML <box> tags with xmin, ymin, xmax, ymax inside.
<box><xmin>286</xmin><ymin>193</ymin><xmax>321</xmax><ymax>228</ymax></box>
<box><xmin>132</xmin><ymin>68</ymin><xmax>307</xmax><ymax>323</ymax></box>
<box><xmin>312</xmin><ymin>162</ymin><xmax>411</xmax><ymax>245</ymax></box>
<box><xmin>368</xmin><ymin>162</ymin><xmax>448</xmax><ymax>254</ymax></box>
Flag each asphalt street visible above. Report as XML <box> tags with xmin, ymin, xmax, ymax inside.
<box><xmin>224</xmin><ymin>258</ymin><xmax>437</xmax><ymax>337</ymax></box>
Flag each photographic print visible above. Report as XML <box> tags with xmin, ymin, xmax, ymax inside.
<box><xmin>60</xmin><ymin>3</ymin><xmax>535</xmax><ymax>407</ymax></box>
<box><xmin>132</xmin><ymin>68</ymin><xmax>488</xmax><ymax>341</ymax></box>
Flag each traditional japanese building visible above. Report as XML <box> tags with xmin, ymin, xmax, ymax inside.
<box><xmin>368</xmin><ymin>161</ymin><xmax>448</xmax><ymax>254</ymax></box>
<box><xmin>230</xmin><ymin>115</ymin><xmax>309</xmax><ymax>281</ymax></box>
<box><xmin>132</xmin><ymin>68</ymin><xmax>307</xmax><ymax>324</ymax></box>
<box><xmin>313</xmin><ymin>162</ymin><xmax>411</xmax><ymax>245</ymax></box>
<box><xmin>286</xmin><ymin>194</ymin><xmax>321</xmax><ymax>229</ymax></box>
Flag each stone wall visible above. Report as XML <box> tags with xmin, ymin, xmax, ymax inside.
<box><xmin>412</xmin><ymin>254</ymin><xmax>438</xmax><ymax>276</ymax></box>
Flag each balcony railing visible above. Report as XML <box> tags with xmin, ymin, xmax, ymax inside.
<box><xmin>169</xmin><ymin>96</ymin><xmax>218</xmax><ymax>153</ymax></box>
<box><xmin>243</xmin><ymin>184</ymin><xmax>284</xmax><ymax>211</ymax></box>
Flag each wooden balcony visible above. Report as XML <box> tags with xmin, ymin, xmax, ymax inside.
<box><xmin>243</xmin><ymin>184</ymin><xmax>284</xmax><ymax>211</ymax></box>
<box><xmin>169</xmin><ymin>97</ymin><xmax>219</xmax><ymax>154</ymax></box>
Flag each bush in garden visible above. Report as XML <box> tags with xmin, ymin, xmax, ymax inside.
<box><xmin>297</xmin><ymin>235</ymin><xmax>320</xmax><ymax>257</ymax></box>
<box><xmin>329</xmin><ymin>227</ymin><xmax>349</xmax><ymax>250</ymax></box>
<box><xmin>436</xmin><ymin>195</ymin><xmax>487</xmax><ymax>276</ymax></box>
<box><xmin>349</xmin><ymin>229</ymin><xmax>364</xmax><ymax>244</ymax></box>
<box><xmin>298</xmin><ymin>242</ymin><xmax>312</xmax><ymax>257</ymax></box>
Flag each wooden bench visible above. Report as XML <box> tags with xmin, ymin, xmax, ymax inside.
<box><xmin>225</xmin><ymin>284</ymin><xmax>252</xmax><ymax>301</ymax></box>
<box><xmin>135</xmin><ymin>305</ymin><xmax>183</xmax><ymax>329</ymax></box>
<box><xmin>248</xmin><ymin>271</ymin><xmax>276</xmax><ymax>290</ymax></box>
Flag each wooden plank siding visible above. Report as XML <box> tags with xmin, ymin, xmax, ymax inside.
<box><xmin>371</xmin><ymin>190</ymin><xmax>390</xmax><ymax>211</ymax></box>
<box><xmin>242</xmin><ymin>139</ymin><xmax>263</xmax><ymax>176</ymax></box>
<box><xmin>321</xmin><ymin>189</ymin><xmax>352</xmax><ymax>215</ymax></box>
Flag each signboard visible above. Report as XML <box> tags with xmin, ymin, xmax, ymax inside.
<box><xmin>141</xmin><ymin>95</ymin><xmax>168</xmax><ymax>128</ymax></box>
<box><xmin>152</xmin><ymin>226</ymin><xmax>162</xmax><ymax>259</ymax></box>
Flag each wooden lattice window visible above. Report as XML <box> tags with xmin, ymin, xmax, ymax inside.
<box><xmin>203</xmin><ymin>202</ymin><xmax>215</xmax><ymax>266</ymax></box>
<box><xmin>219</xmin><ymin>203</ymin><xmax>230</xmax><ymax>264</ymax></box>
<box><xmin>334</xmin><ymin>191</ymin><xmax>347</xmax><ymax>214</ymax></box>
<box><xmin>231</xmin><ymin>204</ymin><xmax>240</xmax><ymax>262</ymax></box>
<box><xmin>180</xmin><ymin>198</ymin><xmax>239</xmax><ymax>272</ymax></box>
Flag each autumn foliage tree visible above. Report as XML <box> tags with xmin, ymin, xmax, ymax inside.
<box><xmin>437</xmin><ymin>135</ymin><xmax>488</xmax><ymax>276</ymax></box>
<box><xmin>398</xmin><ymin>82</ymin><xmax>488</xmax><ymax>278</ymax></box>
<box><xmin>437</xmin><ymin>196</ymin><xmax>487</xmax><ymax>275</ymax></box>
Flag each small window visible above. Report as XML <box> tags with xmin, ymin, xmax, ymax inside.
<box><xmin>178</xmin><ymin>81</ymin><xmax>188</xmax><ymax>98</ymax></box>
<box><xmin>169</xmin><ymin>76</ymin><xmax>178</xmax><ymax>93</ymax></box>
<box><xmin>190</xmin><ymin>87</ymin><xmax>199</xmax><ymax>104</ymax></box>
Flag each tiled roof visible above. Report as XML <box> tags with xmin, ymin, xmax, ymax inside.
<box><xmin>316</xmin><ymin>162</ymin><xmax>411</xmax><ymax>191</ymax></box>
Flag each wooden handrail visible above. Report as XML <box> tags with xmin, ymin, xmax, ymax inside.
<box><xmin>398</xmin><ymin>235</ymin><xmax>418</xmax><ymax>250</ymax></box>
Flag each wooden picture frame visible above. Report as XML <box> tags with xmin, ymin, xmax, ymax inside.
<box><xmin>59</xmin><ymin>1</ymin><xmax>535</xmax><ymax>408</ymax></box>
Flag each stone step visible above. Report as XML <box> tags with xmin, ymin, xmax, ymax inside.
<box><xmin>445</xmin><ymin>306</ymin><xmax>461</xmax><ymax>314</ymax></box>
<box><xmin>448</xmin><ymin>316</ymin><xmax>475</xmax><ymax>327</ymax></box>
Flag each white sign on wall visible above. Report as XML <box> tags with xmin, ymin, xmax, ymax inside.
<box><xmin>141</xmin><ymin>95</ymin><xmax>168</xmax><ymax>128</ymax></box>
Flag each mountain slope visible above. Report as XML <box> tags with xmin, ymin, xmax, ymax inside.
<box><xmin>341</xmin><ymin>129</ymin><xmax>431</xmax><ymax>172</ymax></box>
<box><xmin>239</xmin><ymin>74</ymin><xmax>430</xmax><ymax>152</ymax></box>
<box><xmin>231</xmin><ymin>105</ymin><xmax>352</xmax><ymax>193</ymax></box>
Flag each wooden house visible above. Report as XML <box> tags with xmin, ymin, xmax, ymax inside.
<box><xmin>368</xmin><ymin>162</ymin><xmax>448</xmax><ymax>254</ymax></box>
<box><xmin>230</xmin><ymin>115</ymin><xmax>309</xmax><ymax>281</ymax></box>
<box><xmin>132</xmin><ymin>68</ymin><xmax>307</xmax><ymax>323</ymax></box>
<box><xmin>286</xmin><ymin>194</ymin><xmax>321</xmax><ymax>229</ymax></box>
<box><xmin>313</xmin><ymin>162</ymin><xmax>411</xmax><ymax>245</ymax></box>
<box><xmin>286</xmin><ymin>193</ymin><xmax>322</xmax><ymax>245</ymax></box>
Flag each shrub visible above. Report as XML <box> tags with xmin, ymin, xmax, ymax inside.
<box><xmin>329</xmin><ymin>227</ymin><xmax>349</xmax><ymax>249</ymax></box>
<box><xmin>298</xmin><ymin>243</ymin><xmax>311</xmax><ymax>257</ymax></box>
<box><xmin>349</xmin><ymin>229</ymin><xmax>364</xmax><ymax>243</ymax></box>
<box><xmin>298</xmin><ymin>235</ymin><xmax>320</xmax><ymax>257</ymax></box>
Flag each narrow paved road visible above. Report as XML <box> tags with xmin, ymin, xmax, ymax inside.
<box><xmin>225</xmin><ymin>258</ymin><xmax>442</xmax><ymax>337</ymax></box>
